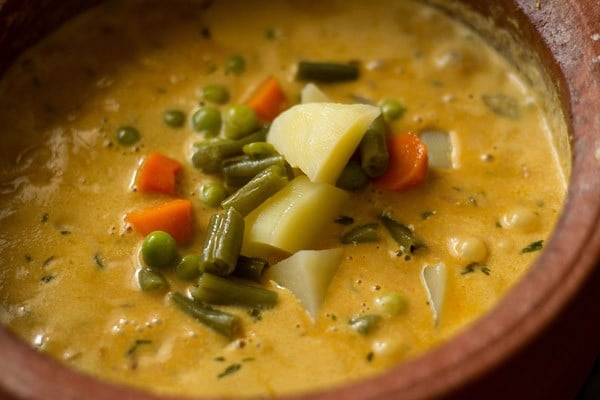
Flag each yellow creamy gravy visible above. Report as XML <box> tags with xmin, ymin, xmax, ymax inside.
<box><xmin>0</xmin><ymin>0</ymin><xmax>565</xmax><ymax>397</ymax></box>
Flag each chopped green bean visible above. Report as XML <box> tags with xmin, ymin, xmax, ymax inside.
<box><xmin>341</xmin><ymin>223</ymin><xmax>380</xmax><ymax>244</ymax></box>
<box><xmin>223</xmin><ymin>105</ymin><xmax>258</xmax><ymax>139</ymax></box>
<box><xmin>191</xmin><ymin>129</ymin><xmax>267</xmax><ymax>173</ymax></box>
<box><xmin>170</xmin><ymin>292</ymin><xmax>240</xmax><ymax>339</ymax></box>
<box><xmin>163</xmin><ymin>109</ymin><xmax>186</xmax><ymax>128</ymax></box>
<box><xmin>225</xmin><ymin>54</ymin><xmax>246</xmax><ymax>75</ymax></box>
<box><xmin>138</xmin><ymin>267</ymin><xmax>167</xmax><ymax>291</ymax></box>
<box><xmin>222</xmin><ymin>154</ymin><xmax>289</xmax><ymax>187</ymax></box>
<box><xmin>348</xmin><ymin>314</ymin><xmax>381</xmax><ymax>335</ymax></box>
<box><xmin>359</xmin><ymin>115</ymin><xmax>389</xmax><ymax>177</ymax></box>
<box><xmin>221</xmin><ymin>164</ymin><xmax>289</xmax><ymax>216</ymax></box>
<box><xmin>336</xmin><ymin>161</ymin><xmax>369</xmax><ymax>191</ymax></box>
<box><xmin>242</xmin><ymin>142</ymin><xmax>276</xmax><ymax>157</ymax></box>
<box><xmin>232</xmin><ymin>256</ymin><xmax>268</xmax><ymax>282</ymax></box>
<box><xmin>199</xmin><ymin>208</ymin><xmax>244</xmax><ymax>276</ymax></box>
<box><xmin>192</xmin><ymin>107</ymin><xmax>221</xmax><ymax>137</ymax></box>
<box><xmin>174</xmin><ymin>254</ymin><xmax>201</xmax><ymax>281</ymax></box>
<box><xmin>379</xmin><ymin>213</ymin><xmax>426</xmax><ymax>254</ymax></box>
<box><xmin>295</xmin><ymin>61</ymin><xmax>360</xmax><ymax>82</ymax></box>
<box><xmin>200</xmin><ymin>182</ymin><xmax>228</xmax><ymax>207</ymax></box>
<box><xmin>202</xmin><ymin>84</ymin><xmax>230</xmax><ymax>104</ymax></box>
<box><xmin>191</xmin><ymin>273</ymin><xmax>277</xmax><ymax>308</ymax></box>
<box><xmin>116</xmin><ymin>126</ymin><xmax>140</xmax><ymax>146</ymax></box>
<box><xmin>379</xmin><ymin>99</ymin><xmax>406</xmax><ymax>123</ymax></box>
<box><xmin>141</xmin><ymin>231</ymin><xmax>178</xmax><ymax>268</ymax></box>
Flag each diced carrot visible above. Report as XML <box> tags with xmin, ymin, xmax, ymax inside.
<box><xmin>136</xmin><ymin>152</ymin><xmax>181</xmax><ymax>196</ymax></box>
<box><xmin>125</xmin><ymin>199</ymin><xmax>193</xmax><ymax>244</ymax></box>
<box><xmin>373</xmin><ymin>133</ymin><xmax>428</xmax><ymax>191</ymax></box>
<box><xmin>246</xmin><ymin>76</ymin><xmax>288</xmax><ymax>122</ymax></box>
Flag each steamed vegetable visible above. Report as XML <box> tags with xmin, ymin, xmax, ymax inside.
<box><xmin>267</xmin><ymin>103</ymin><xmax>380</xmax><ymax>183</ymax></box>
<box><xmin>373</xmin><ymin>133</ymin><xmax>428</xmax><ymax>191</ymax></box>
<box><xmin>421</xmin><ymin>263</ymin><xmax>447</xmax><ymax>326</ymax></box>
<box><xmin>136</xmin><ymin>152</ymin><xmax>181</xmax><ymax>196</ymax></box>
<box><xmin>266</xmin><ymin>248</ymin><xmax>343</xmax><ymax>320</ymax></box>
<box><xmin>199</xmin><ymin>207</ymin><xmax>244</xmax><ymax>276</ymax></box>
<box><xmin>191</xmin><ymin>272</ymin><xmax>278</xmax><ymax>308</ymax></box>
<box><xmin>170</xmin><ymin>292</ymin><xmax>240</xmax><ymax>339</ymax></box>
<box><xmin>300</xmin><ymin>83</ymin><xmax>331</xmax><ymax>103</ymax></box>
<box><xmin>295</xmin><ymin>61</ymin><xmax>360</xmax><ymax>82</ymax></box>
<box><xmin>125</xmin><ymin>199</ymin><xmax>193</xmax><ymax>244</ymax></box>
<box><xmin>246</xmin><ymin>76</ymin><xmax>288</xmax><ymax>121</ymax></box>
<box><xmin>242</xmin><ymin>176</ymin><xmax>349</xmax><ymax>256</ymax></box>
<box><xmin>420</xmin><ymin>130</ymin><xmax>453</xmax><ymax>169</ymax></box>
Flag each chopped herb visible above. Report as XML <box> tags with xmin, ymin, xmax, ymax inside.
<box><xmin>366</xmin><ymin>351</ymin><xmax>375</xmax><ymax>362</ymax></box>
<box><xmin>25</xmin><ymin>254</ymin><xmax>33</xmax><ymax>262</ymax></box>
<box><xmin>60</xmin><ymin>230</ymin><xmax>71</xmax><ymax>235</ymax></box>
<box><xmin>482</xmin><ymin>93</ymin><xmax>520</xmax><ymax>119</ymax></box>
<box><xmin>460</xmin><ymin>262</ymin><xmax>491</xmax><ymax>276</ymax></box>
<box><xmin>93</xmin><ymin>253</ymin><xmax>105</xmax><ymax>269</ymax></box>
<box><xmin>334</xmin><ymin>215</ymin><xmax>354</xmax><ymax>225</ymax></box>
<box><xmin>241</xmin><ymin>357</ymin><xmax>255</xmax><ymax>362</ymax></box>
<box><xmin>126</xmin><ymin>339</ymin><xmax>152</xmax><ymax>356</ymax></box>
<box><xmin>265</xmin><ymin>27</ymin><xmax>279</xmax><ymax>40</ymax></box>
<box><xmin>213</xmin><ymin>356</ymin><xmax>226</xmax><ymax>362</ymax></box>
<box><xmin>467</xmin><ymin>196</ymin><xmax>478</xmax><ymax>206</ymax></box>
<box><xmin>341</xmin><ymin>223</ymin><xmax>380</xmax><ymax>244</ymax></box>
<box><xmin>41</xmin><ymin>274</ymin><xmax>56</xmax><ymax>283</ymax></box>
<box><xmin>200</xmin><ymin>27</ymin><xmax>211</xmax><ymax>39</ymax></box>
<box><xmin>379</xmin><ymin>213</ymin><xmax>426</xmax><ymax>255</ymax></box>
<box><xmin>431</xmin><ymin>80</ymin><xmax>444</xmax><ymax>87</ymax></box>
<box><xmin>41</xmin><ymin>213</ymin><xmax>49</xmax><ymax>223</ymax></box>
<box><xmin>522</xmin><ymin>240</ymin><xmax>543</xmax><ymax>253</ymax></box>
<box><xmin>495</xmin><ymin>221</ymin><xmax>502</xmax><ymax>228</ymax></box>
<box><xmin>218</xmin><ymin>363</ymin><xmax>241</xmax><ymax>379</ymax></box>
<box><xmin>421</xmin><ymin>210</ymin><xmax>436</xmax><ymax>220</ymax></box>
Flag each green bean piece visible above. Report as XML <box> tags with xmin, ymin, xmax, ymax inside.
<box><xmin>336</xmin><ymin>161</ymin><xmax>369</xmax><ymax>191</ymax></box>
<box><xmin>191</xmin><ymin>273</ymin><xmax>278</xmax><ymax>308</ymax></box>
<box><xmin>359</xmin><ymin>115</ymin><xmax>389</xmax><ymax>177</ymax></box>
<box><xmin>202</xmin><ymin>84</ymin><xmax>230</xmax><ymax>105</ymax></box>
<box><xmin>341</xmin><ymin>223</ymin><xmax>380</xmax><ymax>244</ymax></box>
<box><xmin>295</xmin><ymin>61</ymin><xmax>360</xmax><ymax>83</ymax></box>
<box><xmin>225</xmin><ymin>54</ymin><xmax>246</xmax><ymax>75</ymax></box>
<box><xmin>116</xmin><ymin>126</ymin><xmax>140</xmax><ymax>146</ymax></box>
<box><xmin>348</xmin><ymin>314</ymin><xmax>381</xmax><ymax>335</ymax></box>
<box><xmin>221</xmin><ymin>164</ymin><xmax>289</xmax><ymax>216</ymax></box>
<box><xmin>163</xmin><ymin>109</ymin><xmax>186</xmax><ymax>128</ymax></box>
<box><xmin>223</xmin><ymin>105</ymin><xmax>258</xmax><ymax>140</ymax></box>
<box><xmin>375</xmin><ymin>292</ymin><xmax>408</xmax><ymax>316</ymax></box>
<box><xmin>170</xmin><ymin>292</ymin><xmax>240</xmax><ymax>339</ymax></box>
<box><xmin>379</xmin><ymin>213</ymin><xmax>426</xmax><ymax>254</ymax></box>
<box><xmin>379</xmin><ymin>99</ymin><xmax>406</xmax><ymax>123</ymax></box>
<box><xmin>199</xmin><ymin>208</ymin><xmax>244</xmax><ymax>276</ymax></box>
<box><xmin>192</xmin><ymin>107</ymin><xmax>221</xmax><ymax>137</ymax></box>
<box><xmin>242</xmin><ymin>142</ymin><xmax>276</xmax><ymax>157</ymax></box>
<box><xmin>141</xmin><ymin>231</ymin><xmax>178</xmax><ymax>268</ymax></box>
<box><xmin>138</xmin><ymin>267</ymin><xmax>167</xmax><ymax>291</ymax></box>
<box><xmin>232</xmin><ymin>256</ymin><xmax>268</xmax><ymax>282</ymax></box>
<box><xmin>222</xmin><ymin>154</ymin><xmax>289</xmax><ymax>188</ymax></box>
<box><xmin>191</xmin><ymin>129</ymin><xmax>267</xmax><ymax>173</ymax></box>
<box><xmin>200</xmin><ymin>182</ymin><xmax>228</xmax><ymax>208</ymax></box>
<box><xmin>175</xmin><ymin>254</ymin><xmax>201</xmax><ymax>281</ymax></box>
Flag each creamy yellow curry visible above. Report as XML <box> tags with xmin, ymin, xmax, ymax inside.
<box><xmin>0</xmin><ymin>0</ymin><xmax>566</xmax><ymax>397</ymax></box>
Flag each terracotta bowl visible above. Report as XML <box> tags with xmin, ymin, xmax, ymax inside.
<box><xmin>0</xmin><ymin>1</ymin><xmax>598</xmax><ymax>399</ymax></box>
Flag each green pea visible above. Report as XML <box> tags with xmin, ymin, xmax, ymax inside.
<box><xmin>163</xmin><ymin>109</ymin><xmax>186</xmax><ymax>128</ymax></box>
<box><xmin>116</xmin><ymin>126</ymin><xmax>140</xmax><ymax>146</ymax></box>
<box><xmin>374</xmin><ymin>292</ymin><xmax>408</xmax><ymax>315</ymax></box>
<box><xmin>200</xmin><ymin>182</ymin><xmax>228</xmax><ymax>207</ymax></box>
<box><xmin>138</xmin><ymin>267</ymin><xmax>167</xmax><ymax>291</ymax></box>
<box><xmin>192</xmin><ymin>107</ymin><xmax>221</xmax><ymax>137</ymax></box>
<box><xmin>175</xmin><ymin>254</ymin><xmax>201</xmax><ymax>281</ymax></box>
<box><xmin>225</xmin><ymin>54</ymin><xmax>246</xmax><ymax>75</ymax></box>
<box><xmin>141</xmin><ymin>231</ymin><xmax>178</xmax><ymax>268</ymax></box>
<box><xmin>202</xmin><ymin>84</ymin><xmax>230</xmax><ymax>105</ymax></box>
<box><xmin>242</xmin><ymin>142</ymin><xmax>276</xmax><ymax>157</ymax></box>
<box><xmin>223</xmin><ymin>104</ymin><xmax>258</xmax><ymax>139</ymax></box>
<box><xmin>379</xmin><ymin>99</ymin><xmax>406</xmax><ymax>122</ymax></box>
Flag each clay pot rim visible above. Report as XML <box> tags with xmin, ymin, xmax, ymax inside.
<box><xmin>0</xmin><ymin>1</ymin><xmax>599</xmax><ymax>399</ymax></box>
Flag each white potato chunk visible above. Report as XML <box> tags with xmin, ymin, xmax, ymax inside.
<box><xmin>242</xmin><ymin>176</ymin><xmax>349</xmax><ymax>256</ymax></box>
<box><xmin>421</xmin><ymin>263</ymin><xmax>447</xmax><ymax>326</ymax></box>
<box><xmin>267</xmin><ymin>103</ymin><xmax>380</xmax><ymax>183</ymax></box>
<box><xmin>300</xmin><ymin>83</ymin><xmax>331</xmax><ymax>103</ymax></box>
<box><xmin>266</xmin><ymin>248</ymin><xmax>343</xmax><ymax>320</ymax></box>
